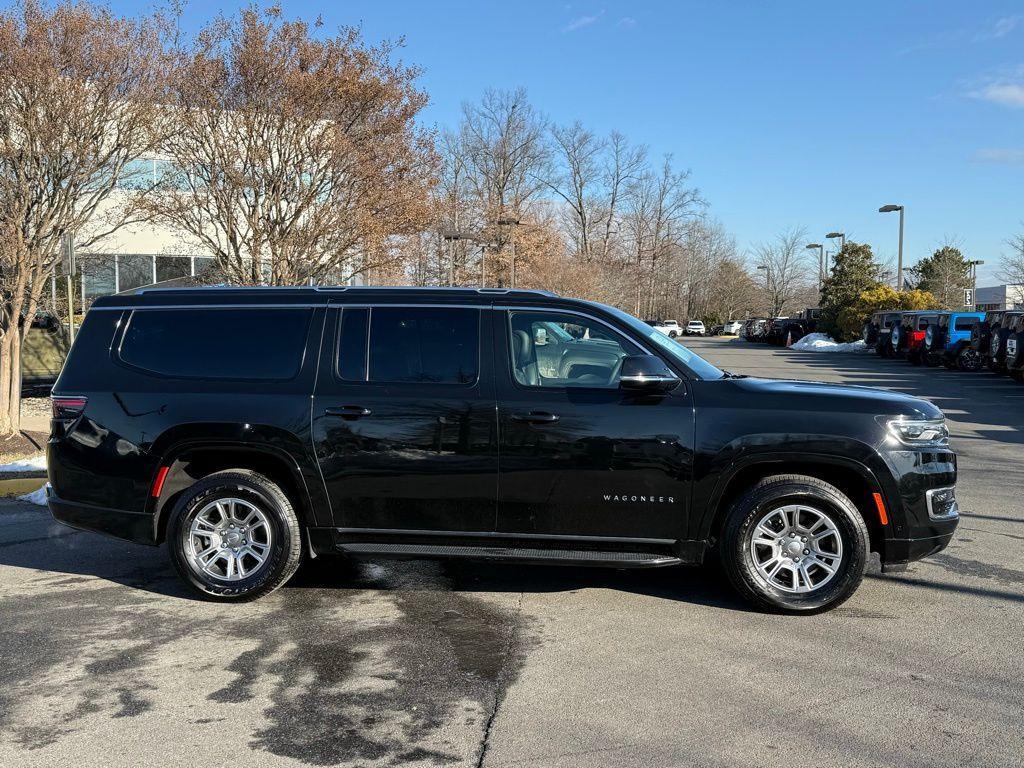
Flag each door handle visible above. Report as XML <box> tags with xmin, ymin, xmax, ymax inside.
<box><xmin>511</xmin><ymin>411</ymin><xmax>559</xmax><ymax>424</ymax></box>
<box><xmin>324</xmin><ymin>405</ymin><xmax>372</xmax><ymax>419</ymax></box>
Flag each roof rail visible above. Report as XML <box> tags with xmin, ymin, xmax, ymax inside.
<box><xmin>129</xmin><ymin>284</ymin><xmax>561</xmax><ymax>297</ymax></box>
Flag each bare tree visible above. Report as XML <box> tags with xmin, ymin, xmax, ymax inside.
<box><xmin>458</xmin><ymin>88</ymin><xmax>549</xmax><ymax>285</ymax></box>
<box><xmin>597</xmin><ymin>132</ymin><xmax>645</xmax><ymax>264</ymax></box>
<box><xmin>545</xmin><ymin>121</ymin><xmax>605</xmax><ymax>260</ymax></box>
<box><xmin>999</xmin><ymin>229</ymin><xmax>1024</xmax><ymax>286</ymax></box>
<box><xmin>0</xmin><ymin>0</ymin><xmax>170</xmax><ymax>435</ymax></box>
<box><xmin>753</xmin><ymin>227</ymin><xmax>812</xmax><ymax>316</ymax></box>
<box><xmin>148</xmin><ymin>7</ymin><xmax>435</xmax><ymax>287</ymax></box>
<box><xmin>622</xmin><ymin>156</ymin><xmax>703</xmax><ymax>317</ymax></box>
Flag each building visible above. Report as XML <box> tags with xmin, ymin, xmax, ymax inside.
<box><xmin>975</xmin><ymin>284</ymin><xmax>1024</xmax><ymax>311</ymax></box>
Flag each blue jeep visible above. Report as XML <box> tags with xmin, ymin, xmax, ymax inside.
<box><xmin>923</xmin><ymin>311</ymin><xmax>986</xmax><ymax>370</ymax></box>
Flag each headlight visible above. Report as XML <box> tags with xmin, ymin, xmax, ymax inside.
<box><xmin>887</xmin><ymin>417</ymin><xmax>949</xmax><ymax>446</ymax></box>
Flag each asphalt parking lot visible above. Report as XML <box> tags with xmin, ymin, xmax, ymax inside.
<box><xmin>1</xmin><ymin>337</ymin><xmax>1021</xmax><ymax>768</ymax></box>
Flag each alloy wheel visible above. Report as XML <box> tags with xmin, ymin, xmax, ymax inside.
<box><xmin>184</xmin><ymin>497</ymin><xmax>273</xmax><ymax>582</ymax></box>
<box><xmin>748</xmin><ymin>504</ymin><xmax>844</xmax><ymax>594</ymax></box>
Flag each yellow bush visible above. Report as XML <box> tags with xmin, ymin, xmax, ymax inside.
<box><xmin>835</xmin><ymin>286</ymin><xmax>938</xmax><ymax>340</ymax></box>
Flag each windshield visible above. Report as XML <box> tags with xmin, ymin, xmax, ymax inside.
<box><xmin>597</xmin><ymin>303</ymin><xmax>725</xmax><ymax>380</ymax></box>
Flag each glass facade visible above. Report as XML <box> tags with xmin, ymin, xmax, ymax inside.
<box><xmin>74</xmin><ymin>254</ymin><xmax>224</xmax><ymax>307</ymax></box>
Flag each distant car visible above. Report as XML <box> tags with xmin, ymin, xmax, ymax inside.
<box><xmin>684</xmin><ymin>320</ymin><xmax>705</xmax><ymax>336</ymax></box>
<box><xmin>988</xmin><ymin>310</ymin><xmax>1023</xmax><ymax>374</ymax></box>
<box><xmin>893</xmin><ymin>312</ymin><xmax>939</xmax><ymax>365</ymax></box>
<box><xmin>723</xmin><ymin>320</ymin><xmax>743</xmax><ymax>335</ymax></box>
<box><xmin>649</xmin><ymin>320</ymin><xmax>682</xmax><ymax>338</ymax></box>
<box><xmin>971</xmin><ymin>310</ymin><xmax>1004</xmax><ymax>369</ymax></box>
<box><xmin>922</xmin><ymin>311</ymin><xmax>986</xmax><ymax>370</ymax></box>
<box><xmin>1003</xmin><ymin>314</ymin><xmax>1024</xmax><ymax>381</ymax></box>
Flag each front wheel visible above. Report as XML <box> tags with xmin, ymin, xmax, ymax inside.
<box><xmin>167</xmin><ymin>470</ymin><xmax>303</xmax><ymax>601</ymax></box>
<box><xmin>720</xmin><ymin>475</ymin><xmax>869</xmax><ymax>613</ymax></box>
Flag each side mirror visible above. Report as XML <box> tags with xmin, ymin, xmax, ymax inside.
<box><xmin>618</xmin><ymin>355</ymin><xmax>681</xmax><ymax>393</ymax></box>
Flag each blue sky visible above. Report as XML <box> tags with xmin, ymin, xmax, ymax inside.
<box><xmin>131</xmin><ymin>0</ymin><xmax>1023</xmax><ymax>284</ymax></box>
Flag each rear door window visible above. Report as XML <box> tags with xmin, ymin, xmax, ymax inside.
<box><xmin>954</xmin><ymin>317</ymin><xmax>978</xmax><ymax>331</ymax></box>
<box><xmin>119</xmin><ymin>308</ymin><xmax>312</xmax><ymax>380</ymax></box>
<box><xmin>365</xmin><ymin>307</ymin><xmax>479</xmax><ymax>385</ymax></box>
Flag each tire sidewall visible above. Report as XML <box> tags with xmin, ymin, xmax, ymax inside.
<box><xmin>168</xmin><ymin>475</ymin><xmax>296</xmax><ymax>600</ymax></box>
<box><xmin>724</xmin><ymin>483</ymin><xmax>868</xmax><ymax>613</ymax></box>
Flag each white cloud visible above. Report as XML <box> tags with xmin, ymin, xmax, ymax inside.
<box><xmin>965</xmin><ymin>65</ymin><xmax>1024</xmax><ymax>108</ymax></box>
<box><xmin>618</xmin><ymin>16</ymin><xmax>637</xmax><ymax>28</ymax></box>
<box><xmin>971</xmin><ymin>82</ymin><xmax>1024</xmax><ymax>108</ymax></box>
<box><xmin>974</xmin><ymin>15</ymin><xmax>1021</xmax><ymax>41</ymax></box>
<box><xmin>972</xmin><ymin>148</ymin><xmax>1024</xmax><ymax>165</ymax></box>
<box><xmin>563</xmin><ymin>10</ymin><xmax>604</xmax><ymax>33</ymax></box>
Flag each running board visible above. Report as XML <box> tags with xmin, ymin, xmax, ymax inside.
<box><xmin>336</xmin><ymin>542</ymin><xmax>683</xmax><ymax>568</ymax></box>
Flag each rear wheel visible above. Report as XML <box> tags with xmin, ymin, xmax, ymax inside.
<box><xmin>167</xmin><ymin>470</ymin><xmax>302</xmax><ymax>601</ymax></box>
<box><xmin>720</xmin><ymin>475</ymin><xmax>869</xmax><ymax>613</ymax></box>
<box><xmin>956</xmin><ymin>346</ymin><xmax>982</xmax><ymax>372</ymax></box>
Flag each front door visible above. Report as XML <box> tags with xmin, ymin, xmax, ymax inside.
<box><xmin>312</xmin><ymin>303</ymin><xmax>498</xmax><ymax>533</ymax></box>
<box><xmin>494</xmin><ymin>308</ymin><xmax>694</xmax><ymax>541</ymax></box>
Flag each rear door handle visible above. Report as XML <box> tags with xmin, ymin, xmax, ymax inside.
<box><xmin>511</xmin><ymin>411</ymin><xmax>559</xmax><ymax>424</ymax></box>
<box><xmin>324</xmin><ymin>405</ymin><xmax>372</xmax><ymax>419</ymax></box>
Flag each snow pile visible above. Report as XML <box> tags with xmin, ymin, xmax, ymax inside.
<box><xmin>791</xmin><ymin>333</ymin><xmax>867</xmax><ymax>352</ymax></box>
<box><xmin>19</xmin><ymin>483</ymin><xmax>49</xmax><ymax>506</ymax></box>
<box><xmin>0</xmin><ymin>454</ymin><xmax>46</xmax><ymax>473</ymax></box>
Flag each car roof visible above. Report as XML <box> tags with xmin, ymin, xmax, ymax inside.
<box><xmin>91</xmin><ymin>285</ymin><xmax>563</xmax><ymax>309</ymax></box>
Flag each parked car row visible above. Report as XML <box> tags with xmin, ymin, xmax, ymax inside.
<box><xmin>741</xmin><ymin>309</ymin><xmax>820</xmax><ymax>346</ymax></box>
<box><xmin>863</xmin><ymin>308</ymin><xmax>1024</xmax><ymax>378</ymax></box>
<box><xmin>644</xmin><ymin>319</ymin><xmax>716</xmax><ymax>338</ymax></box>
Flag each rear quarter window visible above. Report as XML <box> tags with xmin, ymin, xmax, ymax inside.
<box><xmin>118</xmin><ymin>308</ymin><xmax>312</xmax><ymax>380</ymax></box>
<box><xmin>954</xmin><ymin>317</ymin><xmax>978</xmax><ymax>331</ymax></box>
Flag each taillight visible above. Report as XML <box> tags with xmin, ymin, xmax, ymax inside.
<box><xmin>51</xmin><ymin>395</ymin><xmax>88</xmax><ymax>420</ymax></box>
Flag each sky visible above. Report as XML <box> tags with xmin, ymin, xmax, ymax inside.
<box><xmin>119</xmin><ymin>0</ymin><xmax>1023</xmax><ymax>284</ymax></box>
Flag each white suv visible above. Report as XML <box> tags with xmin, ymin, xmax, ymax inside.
<box><xmin>649</xmin><ymin>320</ymin><xmax>682</xmax><ymax>338</ymax></box>
<box><xmin>685</xmin><ymin>320</ymin><xmax>705</xmax><ymax>336</ymax></box>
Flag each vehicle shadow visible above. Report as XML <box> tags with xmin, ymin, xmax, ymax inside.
<box><xmin>1</xmin><ymin>524</ymin><xmax>755</xmax><ymax>614</ymax></box>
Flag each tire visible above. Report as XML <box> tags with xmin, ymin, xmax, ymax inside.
<box><xmin>167</xmin><ymin>470</ymin><xmax>302</xmax><ymax>601</ymax></box>
<box><xmin>719</xmin><ymin>474</ymin><xmax>869</xmax><ymax>614</ymax></box>
<box><xmin>956</xmin><ymin>346</ymin><xmax>982</xmax><ymax>372</ymax></box>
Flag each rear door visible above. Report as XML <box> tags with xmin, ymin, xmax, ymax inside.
<box><xmin>493</xmin><ymin>306</ymin><xmax>694</xmax><ymax>540</ymax></box>
<box><xmin>311</xmin><ymin>302</ymin><xmax>498</xmax><ymax>533</ymax></box>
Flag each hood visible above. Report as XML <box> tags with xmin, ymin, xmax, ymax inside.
<box><xmin>728</xmin><ymin>376</ymin><xmax>943</xmax><ymax>420</ymax></box>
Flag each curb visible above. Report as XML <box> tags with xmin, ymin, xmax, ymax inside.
<box><xmin>0</xmin><ymin>472</ymin><xmax>47</xmax><ymax>498</ymax></box>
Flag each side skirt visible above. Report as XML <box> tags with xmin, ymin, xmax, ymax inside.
<box><xmin>306</xmin><ymin>527</ymin><xmax>707</xmax><ymax>568</ymax></box>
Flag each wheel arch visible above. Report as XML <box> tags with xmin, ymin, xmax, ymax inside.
<box><xmin>149</xmin><ymin>440</ymin><xmax>323</xmax><ymax>545</ymax></box>
<box><xmin>699</xmin><ymin>455</ymin><xmax>890</xmax><ymax>557</ymax></box>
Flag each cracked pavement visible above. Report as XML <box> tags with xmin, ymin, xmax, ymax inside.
<box><xmin>0</xmin><ymin>337</ymin><xmax>1021</xmax><ymax>767</ymax></box>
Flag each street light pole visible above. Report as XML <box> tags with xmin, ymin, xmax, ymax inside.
<box><xmin>879</xmin><ymin>205</ymin><xmax>905</xmax><ymax>290</ymax></box>
<box><xmin>826</xmin><ymin>231</ymin><xmax>845</xmax><ymax>256</ymax></box>
<box><xmin>442</xmin><ymin>230</ymin><xmax>474</xmax><ymax>287</ymax></box>
<box><xmin>806</xmin><ymin>243</ymin><xmax>824</xmax><ymax>285</ymax></box>
<box><xmin>969</xmin><ymin>260</ymin><xmax>984</xmax><ymax>308</ymax></box>
<box><xmin>497</xmin><ymin>217</ymin><xmax>521</xmax><ymax>288</ymax></box>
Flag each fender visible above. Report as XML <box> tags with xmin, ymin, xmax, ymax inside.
<box><xmin>692</xmin><ymin>440</ymin><xmax>902</xmax><ymax>545</ymax></box>
<box><xmin>145</xmin><ymin>423</ymin><xmax>331</xmax><ymax>541</ymax></box>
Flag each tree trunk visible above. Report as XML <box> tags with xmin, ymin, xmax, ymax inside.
<box><xmin>0</xmin><ymin>332</ymin><xmax>18</xmax><ymax>437</ymax></box>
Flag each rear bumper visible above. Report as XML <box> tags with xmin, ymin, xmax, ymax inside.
<box><xmin>48</xmin><ymin>489</ymin><xmax>156</xmax><ymax>545</ymax></box>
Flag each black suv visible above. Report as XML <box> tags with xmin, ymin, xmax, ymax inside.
<box><xmin>47</xmin><ymin>287</ymin><xmax>959</xmax><ymax>613</ymax></box>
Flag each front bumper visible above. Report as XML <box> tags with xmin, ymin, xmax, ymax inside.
<box><xmin>877</xmin><ymin>447</ymin><xmax>959</xmax><ymax>568</ymax></box>
<box><xmin>48</xmin><ymin>488</ymin><xmax>157</xmax><ymax>545</ymax></box>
